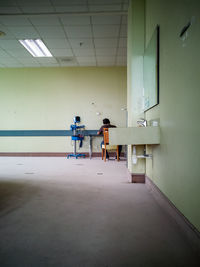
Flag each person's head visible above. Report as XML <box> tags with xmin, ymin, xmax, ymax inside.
<box><xmin>103</xmin><ymin>118</ymin><xmax>110</xmax><ymax>125</ymax></box>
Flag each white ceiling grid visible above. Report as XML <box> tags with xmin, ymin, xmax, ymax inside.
<box><xmin>0</xmin><ymin>0</ymin><xmax>129</xmax><ymax>68</ymax></box>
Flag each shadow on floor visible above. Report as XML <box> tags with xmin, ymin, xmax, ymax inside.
<box><xmin>0</xmin><ymin>180</ymin><xmax>39</xmax><ymax>216</ymax></box>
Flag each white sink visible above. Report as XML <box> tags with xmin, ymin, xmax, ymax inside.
<box><xmin>109</xmin><ymin>126</ymin><xmax>160</xmax><ymax>145</ymax></box>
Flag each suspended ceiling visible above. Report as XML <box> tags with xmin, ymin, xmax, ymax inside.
<box><xmin>0</xmin><ymin>0</ymin><xmax>129</xmax><ymax>68</ymax></box>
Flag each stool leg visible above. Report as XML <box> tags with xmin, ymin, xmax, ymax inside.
<box><xmin>117</xmin><ymin>146</ymin><xmax>119</xmax><ymax>161</ymax></box>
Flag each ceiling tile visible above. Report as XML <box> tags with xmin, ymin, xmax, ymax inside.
<box><xmin>0</xmin><ymin>17</ymin><xmax>31</xmax><ymax>26</ymax></box>
<box><xmin>21</xmin><ymin>63</ymin><xmax>41</xmax><ymax>67</ymax></box>
<box><xmin>76</xmin><ymin>56</ymin><xmax>96</xmax><ymax>63</ymax></box>
<box><xmin>96</xmin><ymin>56</ymin><xmax>115</xmax><ymax>63</ymax></box>
<box><xmin>0</xmin><ymin>0</ymin><xmax>18</xmax><ymax>6</ymax></box>
<box><xmin>43</xmin><ymin>39</ymin><xmax>71</xmax><ymax>49</ymax></box>
<box><xmin>0</xmin><ymin>0</ymin><xmax>128</xmax><ymax>68</ymax></box>
<box><xmin>4</xmin><ymin>63</ymin><xmax>24</xmax><ymax>68</ymax></box>
<box><xmin>36</xmin><ymin>57</ymin><xmax>58</xmax><ymax>64</ymax></box>
<box><xmin>0</xmin><ymin>26</ymin><xmax>16</xmax><ymax>38</ymax></box>
<box><xmin>7</xmin><ymin>26</ymin><xmax>40</xmax><ymax>39</ymax></box>
<box><xmin>59</xmin><ymin>61</ymin><xmax>78</xmax><ymax>67</ymax></box>
<box><xmin>94</xmin><ymin>38</ymin><xmax>118</xmax><ymax>48</ymax></box>
<box><xmin>60</xmin><ymin>16</ymin><xmax>90</xmax><ymax>26</ymax></box>
<box><xmin>0</xmin><ymin>7</ymin><xmax>21</xmax><ymax>13</ymax></box>
<box><xmin>51</xmin><ymin>0</ymin><xmax>87</xmax><ymax>4</ymax></box>
<box><xmin>97</xmin><ymin>62</ymin><xmax>115</xmax><ymax>66</ymax></box>
<box><xmin>50</xmin><ymin>48</ymin><xmax>73</xmax><ymax>57</ymax></box>
<box><xmin>88</xmin><ymin>0</ymin><xmax>123</xmax><ymax>3</ymax></box>
<box><xmin>117</xmin><ymin>47</ymin><xmax>127</xmax><ymax>56</ymax></box>
<box><xmin>18</xmin><ymin>0</ymin><xmax>52</xmax><ymax>5</ymax></box>
<box><xmin>55</xmin><ymin>6</ymin><xmax>88</xmax><ymax>12</ymax></box>
<box><xmin>36</xmin><ymin>26</ymin><xmax>66</xmax><ymax>38</ymax></box>
<box><xmin>0</xmin><ymin>40</ymin><xmax>24</xmax><ymax>49</ymax></box>
<box><xmin>96</xmin><ymin>48</ymin><xmax>117</xmax><ymax>56</ymax></box>
<box><xmin>93</xmin><ymin>25</ymin><xmax>119</xmax><ymax>38</ymax></box>
<box><xmin>122</xmin><ymin>15</ymin><xmax>128</xmax><ymax>25</ymax></box>
<box><xmin>17</xmin><ymin>58</ymin><xmax>41</xmax><ymax>67</ymax></box>
<box><xmin>0</xmin><ymin>57</ymin><xmax>22</xmax><ymax>64</ymax></box>
<box><xmin>30</xmin><ymin>17</ymin><xmax>61</xmax><ymax>26</ymax></box>
<box><xmin>89</xmin><ymin>5</ymin><xmax>122</xmax><ymax>12</ymax></box>
<box><xmin>7</xmin><ymin>48</ymin><xmax>33</xmax><ymax>58</ymax></box>
<box><xmin>40</xmin><ymin>63</ymin><xmax>60</xmax><ymax>67</ymax></box>
<box><xmin>69</xmin><ymin>38</ymin><xmax>94</xmax><ymax>49</ymax></box>
<box><xmin>0</xmin><ymin>50</ymin><xmax>11</xmax><ymax>57</ymax></box>
<box><xmin>123</xmin><ymin>3</ymin><xmax>129</xmax><ymax>11</ymax></box>
<box><xmin>120</xmin><ymin>25</ymin><xmax>127</xmax><ymax>37</ymax></box>
<box><xmin>119</xmin><ymin>38</ymin><xmax>127</xmax><ymax>47</ymax></box>
<box><xmin>20</xmin><ymin>6</ymin><xmax>54</xmax><ymax>13</ymax></box>
<box><xmin>116</xmin><ymin>62</ymin><xmax>126</xmax><ymax>66</ymax></box>
<box><xmin>64</xmin><ymin>26</ymin><xmax>92</xmax><ymax>38</ymax></box>
<box><xmin>92</xmin><ymin>15</ymin><xmax>121</xmax><ymax>25</ymax></box>
<box><xmin>78</xmin><ymin>62</ymin><xmax>96</xmax><ymax>66</ymax></box>
<box><xmin>116</xmin><ymin>56</ymin><xmax>127</xmax><ymax>65</ymax></box>
<box><xmin>17</xmin><ymin>57</ymin><xmax>40</xmax><ymax>64</ymax></box>
<box><xmin>73</xmin><ymin>48</ymin><xmax>95</xmax><ymax>56</ymax></box>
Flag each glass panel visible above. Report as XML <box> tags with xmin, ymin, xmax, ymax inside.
<box><xmin>143</xmin><ymin>26</ymin><xmax>159</xmax><ymax>111</ymax></box>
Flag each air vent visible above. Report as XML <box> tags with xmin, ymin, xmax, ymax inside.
<box><xmin>56</xmin><ymin>57</ymin><xmax>75</xmax><ymax>63</ymax></box>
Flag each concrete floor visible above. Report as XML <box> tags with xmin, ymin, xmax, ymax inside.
<box><xmin>0</xmin><ymin>157</ymin><xmax>199</xmax><ymax>267</ymax></box>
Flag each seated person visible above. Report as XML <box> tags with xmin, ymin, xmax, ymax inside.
<box><xmin>97</xmin><ymin>118</ymin><xmax>122</xmax><ymax>159</ymax></box>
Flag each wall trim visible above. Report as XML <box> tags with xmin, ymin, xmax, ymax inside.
<box><xmin>127</xmin><ymin>170</ymin><xmax>145</xmax><ymax>183</ymax></box>
<box><xmin>145</xmin><ymin>176</ymin><xmax>200</xmax><ymax>253</ymax></box>
<box><xmin>0</xmin><ymin>152</ymin><xmax>95</xmax><ymax>157</ymax></box>
<box><xmin>0</xmin><ymin>152</ymin><xmax>125</xmax><ymax>158</ymax></box>
<box><xmin>0</xmin><ymin>130</ymin><xmax>98</xmax><ymax>136</ymax></box>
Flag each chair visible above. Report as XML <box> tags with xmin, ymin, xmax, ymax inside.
<box><xmin>102</xmin><ymin>128</ymin><xmax>119</xmax><ymax>162</ymax></box>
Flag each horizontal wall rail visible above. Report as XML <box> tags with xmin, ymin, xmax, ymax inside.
<box><xmin>0</xmin><ymin>130</ymin><xmax>99</xmax><ymax>137</ymax></box>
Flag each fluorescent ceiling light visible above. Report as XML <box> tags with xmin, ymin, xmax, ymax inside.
<box><xmin>19</xmin><ymin>39</ymin><xmax>52</xmax><ymax>57</ymax></box>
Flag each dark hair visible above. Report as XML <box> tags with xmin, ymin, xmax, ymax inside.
<box><xmin>103</xmin><ymin>118</ymin><xmax>110</xmax><ymax>124</ymax></box>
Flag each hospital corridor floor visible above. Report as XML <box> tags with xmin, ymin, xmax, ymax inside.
<box><xmin>0</xmin><ymin>157</ymin><xmax>199</xmax><ymax>267</ymax></box>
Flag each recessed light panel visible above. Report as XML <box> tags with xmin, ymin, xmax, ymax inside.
<box><xmin>19</xmin><ymin>39</ymin><xmax>52</xmax><ymax>57</ymax></box>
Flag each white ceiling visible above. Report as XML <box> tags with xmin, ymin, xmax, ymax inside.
<box><xmin>0</xmin><ymin>0</ymin><xmax>129</xmax><ymax>68</ymax></box>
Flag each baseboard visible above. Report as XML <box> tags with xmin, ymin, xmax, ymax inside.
<box><xmin>127</xmin><ymin>171</ymin><xmax>145</xmax><ymax>183</ymax></box>
<box><xmin>145</xmin><ymin>176</ymin><xmax>200</xmax><ymax>253</ymax></box>
<box><xmin>0</xmin><ymin>152</ymin><xmax>93</xmax><ymax>157</ymax></box>
<box><xmin>0</xmin><ymin>152</ymin><xmax>125</xmax><ymax>158</ymax></box>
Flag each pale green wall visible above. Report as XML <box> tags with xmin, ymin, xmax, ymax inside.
<box><xmin>127</xmin><ymin>0</ymin><xmax>145</xmax><ymax>174</ymax></box>
<box><xmin>128</xmin><ymin>0</ymin><xmax>200</xmax><ymax>231</ymax></box>
<box><xmin>0</xmin><ymin>67</ymin><xmax>127</xmax><ymax>153</ymax></box>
